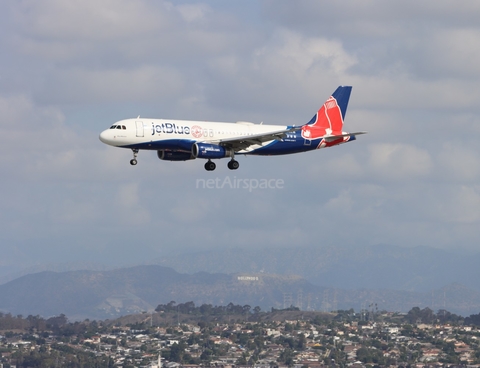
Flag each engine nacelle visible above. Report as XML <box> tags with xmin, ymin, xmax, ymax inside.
<box><xmin>192</xmin><ymin>143</ymin><xmax>233</xmax><ymax>159</ymax></box>
<box><xmin>157</xmin><ymin>150</ymin><xmax>195</xmax><ymax>161</ymax></box>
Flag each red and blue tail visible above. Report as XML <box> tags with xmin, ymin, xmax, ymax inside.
<box><xmin>301</xmin><ymin>86</ymin><xmax>352</xmax><ymax>140</ymax></box>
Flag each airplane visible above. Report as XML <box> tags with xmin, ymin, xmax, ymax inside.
<box><xmin>99</xmin><ymin>86</ymin><xmax>366</xmax><ymax>171</ymax></box>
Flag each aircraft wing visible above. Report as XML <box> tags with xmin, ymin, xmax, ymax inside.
<box><xmin>215</xmin><ymin>126</ymin><xmax>300</xmax><ymax>151</ymax></box>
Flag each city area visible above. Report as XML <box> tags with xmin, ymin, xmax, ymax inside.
<box><xmin>1</xmin><ymin>304</ymin><xmax>480</xmax><ymax>367</ymax></box>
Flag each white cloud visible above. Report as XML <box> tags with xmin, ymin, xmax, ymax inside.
<box><xmin>177</xmin><ymin>3</ymin><xmax>212</xmax><ymax>23</ymax></box>
<box><xmin>12</xmin><ymin>0</ymin><xmax>169</xmax><ymax>42</ymax></box>
<box><xmin>368</xmin><ymin>143</ymin><xmax>432</xmax><ymax>180</ymax></box>
<box><xmin>441</xmin><ymin>28</ymin><xmax>480</xmax><ymax>77</ymax></box>
<box><xmin>2</xmin><ymin>0</ymin><xmax>480</xmax><ymax>275</ymax></box>
<box><xmin>170</xmin><ymin>196</ymin><xmax>214</xmax><ymax>223</ymax></box>
<box><xmin>435</xmin><ymin>185</ymin><xmax>480</xmax><ymax>224</ymax></box>
<box><xmin>115</xmin><ymin>182</ymin><xmax>151</xmax><ymax>224</ymax></box>
<box><xmin>255</xmin><ymin>29</ymin><xmax>357</xmax><ymax>77</ymax></box>
<box><xmin>202</xmin><ymin>29</ymin><xmax>358</xmax><ymax>117</ymax></box>
<box><xmin>44</xmin><ymin>66</ymin><xmax>187</xmax><ymax>104</ymax></box>
<box><xmin>0</xmin><ymin>94</ymin><xmax>67</xmax><ymax>167</ymax></box>
<box><xmin>436</xmin><ymin>143</ymin><xmax>480</xmax><ymax>182</ymax></box>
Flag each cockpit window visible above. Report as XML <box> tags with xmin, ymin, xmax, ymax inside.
<box><xmin>116</xmin><ymin>125</ymin><xmax>122</xmax><ymax>129</ymax></box>
<box><xmin>122</xmin><ymin>125</ymin><xmax>126</xmax><ymax>130</ymax></box>
<box><xmin>110</xmin><ymin>125</ymin><xmax>116</xmax><ymax>129</ymax></box>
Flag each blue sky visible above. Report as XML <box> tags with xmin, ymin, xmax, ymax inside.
<box><xmin>1</xmin><ymin>1</ymin><xmax>480</xmax><ymax>280</ymax></box>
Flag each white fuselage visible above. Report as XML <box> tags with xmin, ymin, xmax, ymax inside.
<box><xmin>99</xmin><ymin>118</ymin><xmax>289</xmax><ymax>153</ymax></box>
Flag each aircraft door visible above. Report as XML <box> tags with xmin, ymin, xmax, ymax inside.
<box><xmin>135</xmin><ymin>121</ymin><xmax>144</xmax><ymax>137</ymax></box>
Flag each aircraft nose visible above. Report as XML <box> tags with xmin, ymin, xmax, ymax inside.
<box><xmin>99</xmin><ymin>129</ymin><xmax>110</xmax><ymax>144</ymax></box>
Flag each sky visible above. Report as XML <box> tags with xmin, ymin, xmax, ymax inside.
<box><xmin>1</xmin><ymin>0</ymin><xmax>480</xmax><ymax>280</ymax></box>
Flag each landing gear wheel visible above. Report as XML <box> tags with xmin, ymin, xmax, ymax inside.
<box><xmin>130</xmin><ymin>149</ymin><xmax>139</xmax><ymax>166</ymax></box>
<box><xmin>204</xmin><ymin>160</ymin><xmax>216</xmax><ymax>171</ymax></box>
<box><xmin>228</xmin><ymin>160</ymin><xmax>239</xmax><ymax>170</ymax></box>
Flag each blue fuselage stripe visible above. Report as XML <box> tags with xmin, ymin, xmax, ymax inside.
<box><xmin>118</xmin><ymin>135</ymin><xmax>355</xmax><ymax>155</ymax></box>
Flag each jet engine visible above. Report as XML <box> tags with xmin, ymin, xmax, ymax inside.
<box><xmin>192</xmin><ymin>143</ymin><xmax>233</xmax><ymax>159</ymax></box>
<box><xmin>157</xmin><ymin>150</ymin><xmax>195</xmax><ymax>161</ymax></box>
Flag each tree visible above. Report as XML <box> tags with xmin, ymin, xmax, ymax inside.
<box><xmin>242</xmin><ymin>305</ymin><xmax>251</xmax><ymax>314</ymax></box>
<box><xmin>168</xmin><ymin>342</ymin><xmax>187</xmax><ymax>362</ymax></box>
<box><xmin>199</xmin><ymin>304</ymin><xmax>213</xmax><ymax>315</ymax></box>
<box><xmin>297</xmin><ymin>334</ymin><xmax>306</xmax><ymax>350</ymax></box>
<box><xmin>178</xmin><ymin>301</ymin><xmax>196</xmax><ymax>314</ymax></box>
<box><xmin>236</xmin><ymin>352</ymin><xmax>248</xmax><ymax>365</ymax></box>
<box><xmin>406</xmin><ymin>307</ymin><xmax>421</xmax><ymax>324</ymax></box>
<box><xmin>278</xmin><ymin>348</ymin><xmax>295</xmax><ymax>367</ymax></box>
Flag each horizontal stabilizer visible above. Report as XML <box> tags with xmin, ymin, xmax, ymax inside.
<box><xmin>323</xmin><ymin>131</ymin><xmax>368</xmax><ymax>142</ymax></box>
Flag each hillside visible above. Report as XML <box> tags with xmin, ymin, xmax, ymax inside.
<box><xmin>154</xmin><ymin>244</ymin><xmax>480</xmax><ymax>292</ymax></box>
<box><xmin>1</xmin><ymin>264</ymin><xmax>480</xmax><ymax>321</ymax></box>
<box><xmin>110</xmin><ymin>309</ymin><xmax>336</xmax><ymax>326</ymax></box>
<box><xmin>0</xmin><ymin>266</ymin><xmax>319</xmax><ymax>320</ymax></box>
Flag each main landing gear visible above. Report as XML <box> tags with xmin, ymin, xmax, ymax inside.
<box><xmin>204</xmin><ymin>159</ymin><xmax>240</xmax><ymax>171</ymax></box>
<box><xmin>130</xmin><ymin>149</ymin><xmax>139</xmax><ymax>165</ymax></box>
<box><xmin>227</xmin><ymin>159</ymin><xmax>239</xmax><ymax>170</ymax></box>
<box><xmin>204</xmin><ymin>160</ymin><xmax>216</xmax><ymax>171</ymax></box>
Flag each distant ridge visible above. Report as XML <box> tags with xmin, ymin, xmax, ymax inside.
<box><xmin>153</xmin><ymin>244</ymin><xmax>480</xmax><ymax>292</ymax></box>
<box><xmin>0</xmin><ymin>265</ymin><xmax>317</xmax><ymax>320</ymax></box>
<box><xmin>1</xmin><ymin>264</ymin><xmax>480</xmax><ymax>321</ymax></box>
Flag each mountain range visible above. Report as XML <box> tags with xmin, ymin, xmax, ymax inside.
<box><xmin>0</xmin><ymin>266</ymin><xmax>315</xmax><ymax>320</ymax></box>
<box><xmin>1</xmin><ymin>244</ymin><xmax>479</xmax><ymax>320</ymax></box>
<box><xmin>154</xmin><ymin>244</ymin><xmax>480</xmax><ymax>292</ymax></box>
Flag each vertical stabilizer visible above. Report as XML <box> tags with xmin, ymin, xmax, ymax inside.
<box><xmin>301</xmin><ymin>86</ymin><xmax>352</xmax><ymax>140</ymax></box>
